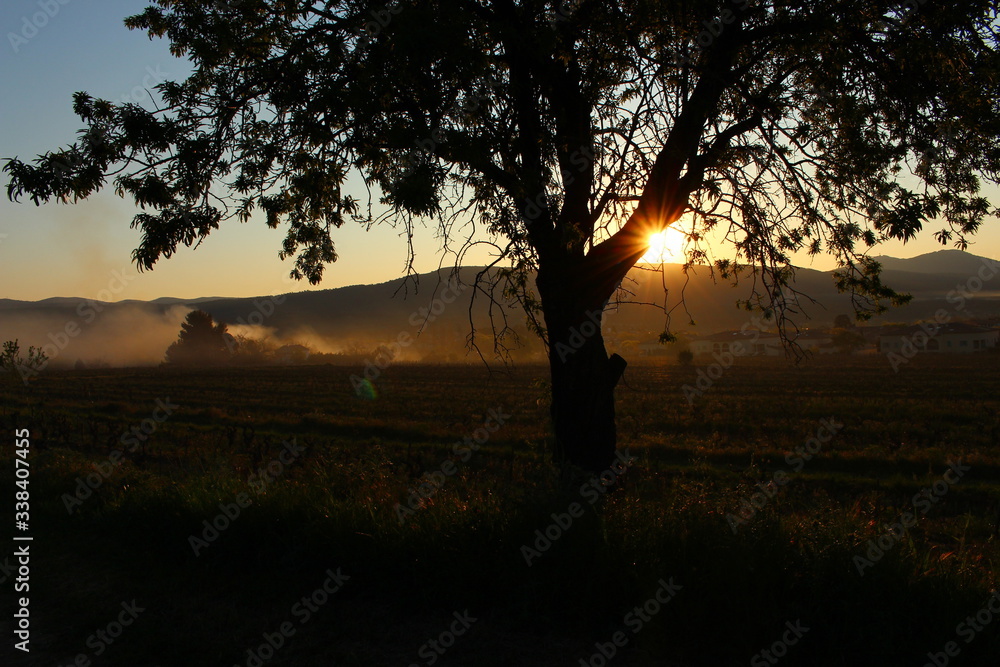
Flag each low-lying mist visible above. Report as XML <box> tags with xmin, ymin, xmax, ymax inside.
<box><xmin>0</xmin><ymin>302</ymin><xmax>495</xmax><ymax>369</ymax></box>
<box><xmin>0</xmin><ymin>304</ymin><xmax>193</xmax><ymax>369</ymax></box>
<box><xmin>225</xmin><ymin>323</ymin><xmax>342</xmax><ymax>355</ymax></box>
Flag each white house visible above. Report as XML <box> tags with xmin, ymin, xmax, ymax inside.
<box><xmin>690</xmin><ymin>330</ymin><xmax>783</xmax><ymax>357</ymax></box>
<box><xmin>689</xmin><ymin>328</ymin><xmax>837</xmax><ymax>357</ymax></box>
<box><xmin>878</xmin><ymin>322</ymin><xmax>1000</xmax><ymax>354</ymax></box>
<box><xmin>788</xmin><ymin>329</ymin><xmax>838</xmax><ymax>354</ymax></box>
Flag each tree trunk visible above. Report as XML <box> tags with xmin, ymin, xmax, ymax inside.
<box><xmin>542</xmin><ymin>295</ymin><xmax>628</xmax><ymax>472</ymax></box>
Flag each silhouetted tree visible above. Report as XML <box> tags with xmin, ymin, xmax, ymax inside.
<box><xmin>0</xmin><ymin>339</ymin><xmax>48</xmax><ymax>383</ymax></box>
<box><xmin>830</xmin><ymin>328</ymin><xmax>867</xmax><ymax>353</ymax></box>
<box><xmin>229</xmin><ymin>334</ymin><xmax>277</xmax><ymax>365</ymax></box>
<box><xmin>165</xmin><ymin>310</ymin><xmax>230</xmax><ymax>366</ymax></box>
<box><xmin>6</xmin><ymin>1</ymin><xmax>1000</xmax><ymax>470</ymax></box>
<box><xmin>833</xmin><ymin>314</ymin><xmax>854</xmax><ymax>330</ymax></box>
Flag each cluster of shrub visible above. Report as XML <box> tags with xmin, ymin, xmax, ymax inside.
<box><xmin>163</xmin><ymin>310</ymin><xmax>371</xmax><ymax>367</ymax></box>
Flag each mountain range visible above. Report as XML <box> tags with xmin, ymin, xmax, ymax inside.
<box><xmin>1</xmin><ymin>249</ymin><xmax>998</xmax><ymax>367</ymax></box>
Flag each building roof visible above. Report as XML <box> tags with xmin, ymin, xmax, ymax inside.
<box><xmin>692</xmin><ymin>328</ymin><xmax>834</xmax><ymax>342</ymax></box>
<box><xmin>788</xmin><ymin>329</ymin><xmax>835</xmax><ymax>341</ymax></box>
<box><xmin>693</xmin><ymin>329</ymin><xmax>777</xmax><ymax>342</ymax></box>
<box><xmin>879</xmin><ymin>322</ymin><xmax>1000</xmax><ymax>337</ymax></box>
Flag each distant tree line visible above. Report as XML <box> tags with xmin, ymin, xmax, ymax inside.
<box><xmin>163</xmin><ymin>310</ymin><xmax>456</xmax><ymax>367</ymax></box>
<box><xmin>164</xmin><ymin>310</ymin><xmax>230</xmax><ymax>366</ymax></box>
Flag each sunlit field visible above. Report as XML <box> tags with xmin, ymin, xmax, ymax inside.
<box><xmin>2</xmin><ymin>354</ymin><xmax>1000</xmax><ymax>666</ymax></box>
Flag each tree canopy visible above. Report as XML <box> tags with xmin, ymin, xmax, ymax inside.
<box><xmin>6</xmin><ymin>0</ymin><xmax>1000</xmax><ymax>468</ymax></box>
<box><xmin>165</xmin><ymin>309</ymin><xmax>231</xmax><ymax>365</ymax></box>
<box><xmin>6</xmin><ymin>2</ymin><xmax>999</xmax><ymax>320</ymax></box>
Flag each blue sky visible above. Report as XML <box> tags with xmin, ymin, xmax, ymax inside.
<box><xmin>0</xmin><ymin>0</ymin><xmax>474</xmax><ymax>301</ymax></box>
<box><xmin>1</xmin><ymin>0</ymin><xmax>997</xmax><ymax>302</ymax></box>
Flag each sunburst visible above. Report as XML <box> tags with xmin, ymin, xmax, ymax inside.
<box><xmin>640</xmin><ymin>225</ymin><xmax>688</xmax><ymax>263</ymax></box>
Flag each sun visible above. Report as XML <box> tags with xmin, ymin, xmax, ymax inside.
<box><xmin>640</xmin><ymin>225</ymin><xmax>688</xmax><ymax>263</ymax></box>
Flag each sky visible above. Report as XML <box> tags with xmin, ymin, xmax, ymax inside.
<box><xmin>1</xmin><ymin>0</ymin><xmax>999</xmax><ymax>303</ymax></box>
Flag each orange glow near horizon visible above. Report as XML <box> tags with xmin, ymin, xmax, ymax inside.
<box><xmin>638</xmin><ymin>219</ymin><xmax>692</xmax><ymax>264</ymax></box>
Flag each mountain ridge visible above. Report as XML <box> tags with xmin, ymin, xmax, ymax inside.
<box><xmin>1</xmin><ymin>250</ymin><xmax>998</xmax><ymax>367</ymax></box>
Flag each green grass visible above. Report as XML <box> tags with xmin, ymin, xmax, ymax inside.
<box><xmin>1</xmin><ymin>355</ymin><xmax>999</xmax><ymax>666</ymax></box>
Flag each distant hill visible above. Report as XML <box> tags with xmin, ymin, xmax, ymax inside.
<box><xmin>1</xmin><ymin>250</ymin><xmax>998</xmax><ymax>367</ymax></box>
<box><xmin>869</xmin><ymin>249</ymin><xmax>996</xmax><ymax>275</ymax></box>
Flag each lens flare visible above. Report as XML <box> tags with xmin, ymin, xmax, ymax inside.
<box><xmin>640</xmin><ymin>227</ymin><xmax>686</xmax><ymax>263</ymax></box>
<box><xmin>355</xmin><ymin>378</ymin><xmax>378</xmax><ymax>400</ymax></box>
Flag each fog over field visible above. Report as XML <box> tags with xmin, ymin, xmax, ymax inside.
<box><xmin>0</xmin><ymin>303</ymin><xmax>191</xmax><ymax>367</ymax></box>
<box><xmin>4</xmin><ymin>2</ymin><xmax>1000</xmax><ymax>664</ymax></box>
<box><xmin>2</xmin><ymin>250</ymin><xmax>999</xmax><ymax>368</ymax></box>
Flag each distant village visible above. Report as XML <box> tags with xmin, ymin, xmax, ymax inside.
<box><xmin>620</xmin><ymin>317</ymin><xmax>1000</xmax><ymax>360</ymax></box>
<box><xmin>222</xmin><ymin>316</ymin><xmax>1000</xmax><ymax>366</ymax></box>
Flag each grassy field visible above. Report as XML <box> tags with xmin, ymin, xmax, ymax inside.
<box><xmin>1</xmin><ymin>353</ymin><xmax>999</xmax><ymax>666</ymax></box>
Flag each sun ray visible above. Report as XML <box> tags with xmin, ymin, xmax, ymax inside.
<box><xmin>640</xmin><ymin>225</ymin><xmax>688</xmax><ymax>264</ymax></box>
